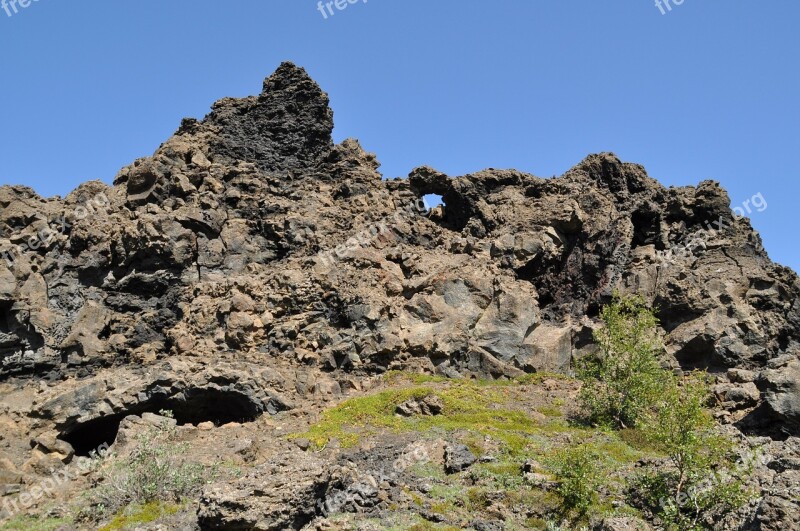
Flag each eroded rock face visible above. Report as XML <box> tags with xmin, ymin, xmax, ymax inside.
<box><xmin>0</xmin><ymin>63</ymin><xmax>799</xmax><ymax>445</ymax></box>
<box><xmin>197</xmin><ymin>450</ymin><xmax>330</xmax><ymax>530</ymax></box>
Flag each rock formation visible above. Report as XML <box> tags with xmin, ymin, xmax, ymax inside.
<box><xmin>1</xmin><ymin>62</ymin><xmax>799</xmax><ymax>529</ymax></box>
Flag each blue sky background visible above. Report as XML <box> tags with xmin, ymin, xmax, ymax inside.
<box><xmin>0</xmin><ymin>1</ymin><xmax>798</xmax><ymax>270</ymax></box>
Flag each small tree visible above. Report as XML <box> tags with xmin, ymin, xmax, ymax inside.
<box><xmin>645</xmin><ymin>374</ymin><xmax>719</xmax><ymax>497</ymax></box>
<box><xmin>577</xmin><ymin>294</ymin><xmax>665</xmax><ymax>429</ymax></box>
<box><xmin>634</xmin><ymin>374</ymin><xmax>752</xmax><ymax>530</ymax></box>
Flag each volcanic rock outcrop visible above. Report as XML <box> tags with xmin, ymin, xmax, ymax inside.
<box><xmin>1</xmin><ymin>62</ymin><xmax>799</xmax><ymax>528</ymax></box>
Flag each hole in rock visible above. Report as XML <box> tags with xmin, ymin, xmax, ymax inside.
<box><xmin>59</xmin><ymin>388</ymin><xmax>263</xmax><ymax>457</ymax></box>
<box><xmin>422</xmin><ymin>194</ymin><xmax>443</xmax><ymax>211</ymax></box>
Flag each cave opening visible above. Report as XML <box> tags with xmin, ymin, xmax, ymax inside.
<box><xmin>59</xmin><ymin>388</ymin><xmax>264</xmax><ymax>457</ymax></box>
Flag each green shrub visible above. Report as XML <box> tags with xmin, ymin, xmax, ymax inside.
<box><xmin>576</xmin><ymin>294</ymin><xmax>751</xmax><ymax>528</ymax></box>
<box><xmin>0</xmin><ymin>515</ymin><xmax>70</xmax><ymax>531</ymax></box>
<box><xmin>631</xmin><ymin>374</ymin><xmax>753</xmax><ymax>530</ymax></box>
<box><xmin>546</xmin><ymin>444</ymin><xmax>607</xmax><ymax>516</ymax></box>
<box><xmin>577</xmin><ymin>293</ymin><xmax>665</xmax><ymax>429</ymax></box>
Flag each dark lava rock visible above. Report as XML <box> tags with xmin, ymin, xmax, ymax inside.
<box><xmin>444</xmin><ymin>442</ymin><xmax>477</xmax><ymax>474</ymax></box>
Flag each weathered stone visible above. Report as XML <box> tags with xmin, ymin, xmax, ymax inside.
<box><xmin>758</xmin><ymin>359</ymin><xmax>800</xmax><ymax>430</ymax></box>
<box><xmin>197</xmin><ymin>451</ymin><xmax>330</xmax><ymax>530</ymax></box>
<box><xmin>395</xmin><ymin>394</ymin><xmax>444</xmax><ymax>417</ymax></box>
<box><xmin>444</xmin><ymin>442</ymin><xmax>477</xmax><ymax>474</ymax></box>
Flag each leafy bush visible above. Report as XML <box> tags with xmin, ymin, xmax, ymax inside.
<box><xmin>577</xmin><ymin>294</ymin><xmax>751</xmax><ymax>529</ymax></box>
<box><xmin>546</xmin><ymin>444</ymin><xmax>606</xmax><ymax>516</ymax></box>
<box><xmin>577</xmin><ymin>293</ymin><xmax>665</xmax><ymax>429</ymax></box>
<box><xmin>631</xmin><ymin>374</ymin><xmax>753</xmax><ymax>530</ymax></box>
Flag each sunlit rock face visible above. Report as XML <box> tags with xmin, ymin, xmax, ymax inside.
<box><xmin>1</xmin><ymin>62</ymin><xmax>798</xmax><ymax>434</ymax></box>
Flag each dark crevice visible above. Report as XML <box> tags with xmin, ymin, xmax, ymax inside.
<box><xmin>672</xmin><ymin>334</ymin><xmax>717</xmax><ymax>371</ymax></box>
<box><xmin>0</xmin><ymin>301</ymin><xmax>12</xmax><ymax>335</ymax></box>
<box><xmin>59</xmin><ymin>388</ymin><xmax>264</xmax><ymax>456</ymax></box>
<box><xmin>735</xmin><ymin>403</ymin><xmax>796</xmax><ymax>440</ymax></box>
<box><xmin>631</xmin><ymin>210</ymin><xmax>661</xmax><ymax>248</ymax></box>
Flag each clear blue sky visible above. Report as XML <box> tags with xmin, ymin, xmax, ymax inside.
<box><xmin>1</xmin><ymin>1</ymin><xmax>798</xmax><ymax>271</ymax></box>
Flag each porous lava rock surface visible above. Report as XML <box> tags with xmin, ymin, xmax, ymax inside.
<box><xmin>1</xmin><ymin>62</ymin><xmax>799</xmax><ymax>529</ymax></box>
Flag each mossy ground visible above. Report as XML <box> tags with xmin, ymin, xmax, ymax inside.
<box><xmin>291</xmin><ymin>373</ymin><xmax>562</xmax><ymax>451</ymax></box>
<box><xmin>0</xmin><ymin>515</ymin><xmax>71</xmax><ymax>531</ymax></box>
<box><xmin>2</xmin><ymin>372</ymin><xmax>660</xmax><ymax>530</ymax></box>
<box><xmin>294</xmin><ymin>372</ymin><xmax>662</xmax><ymax>528</ymax></box>
<box><xmin>98</xmin><ymin>501</ymin><xmax>183</xmax><ymax>531</ymax></box>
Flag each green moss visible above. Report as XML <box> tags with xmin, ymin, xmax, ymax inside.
<box><xmin>585</xmin><ymin>437</ymin><xmax>641</xmax><ymax>465</ymax></box>
<box><xmin>427</xmin><ymin>483</ymin><xmax>465</xmax><ymax>503</ymax></box>
<box><xmin>99</xmin><ymin>501</ymin><xmax>181</xmax><ymax>531</ymax></box>
<box><xmin>482</xmin><ymin>461</ymin><xmax>523</xmax><ymax>477</ymax></box>
<box><xmin>619</xmin><ymin>428</ymin><xmax>664</xmax><ymax>454</ymax></box>
<box><xmin>465</xmin><ymin>487</ymin><xmax>491</xmax><ymax>510</ymax></box>
<box><xmin>288</xmin><ymin>386</ymin><xmax>436</xmax><ymax>448</ymax></box>
<box><xmin>429</xmin><ymin>499</ymin><xmax>457</xmax><ymax>516</ymax></box>
<box><xmin>534</xmin><ymin>418</ymin><xmax>593</xmax><ymax>436</ymax></box>
<box><xmin>524</xmin><ymin>517</ymin><xmax>550</xmax><ymax>530</ymax></box>
<box><xmin>384</xmin><ymin>371</ymin><xmax>449</xmax><ymax>385</ymax></box>
<box><xmin>409</xmin><ymin>461</ymin><xmax>445</xmax><ymax>481</ymax></box>
<box><xmin>290</xmin><ymin>381</ymin><xmax>541</xmax><ymax>450</ymax></box>
<box><xmin>0</xmin><ymin>516</ymin><xmax>71</xmax><ymax>531</ymax></box>
<box><xmin>537</xmin><ymin>405</ymin><xmax>564</xmax><ymax>417</ymax></box>
<box><xmin>404</xmin><ymin>487</ymin><xmax>426</xmax><ymax>508</ymax></box>
<box><xmin>520</xmin><ymin>488</ymin><xmax>563</xmax><ymax>509</ymax></box>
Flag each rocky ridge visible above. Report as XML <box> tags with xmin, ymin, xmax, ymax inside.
<box><xmin>1</xmin><ymin>62</ymin><xmax>799</xmax><ymax>529</ymax></box>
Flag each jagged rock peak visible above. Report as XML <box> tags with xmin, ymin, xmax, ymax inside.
<box><xmin>203</xmin><ymin>61</ymin><xmax>334</xmax><ymax>172</ymax></box>
<box><xmin>261</xmin><ymin>61</ymin><xmax>324</xmax><ymax>97</ymax></box>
